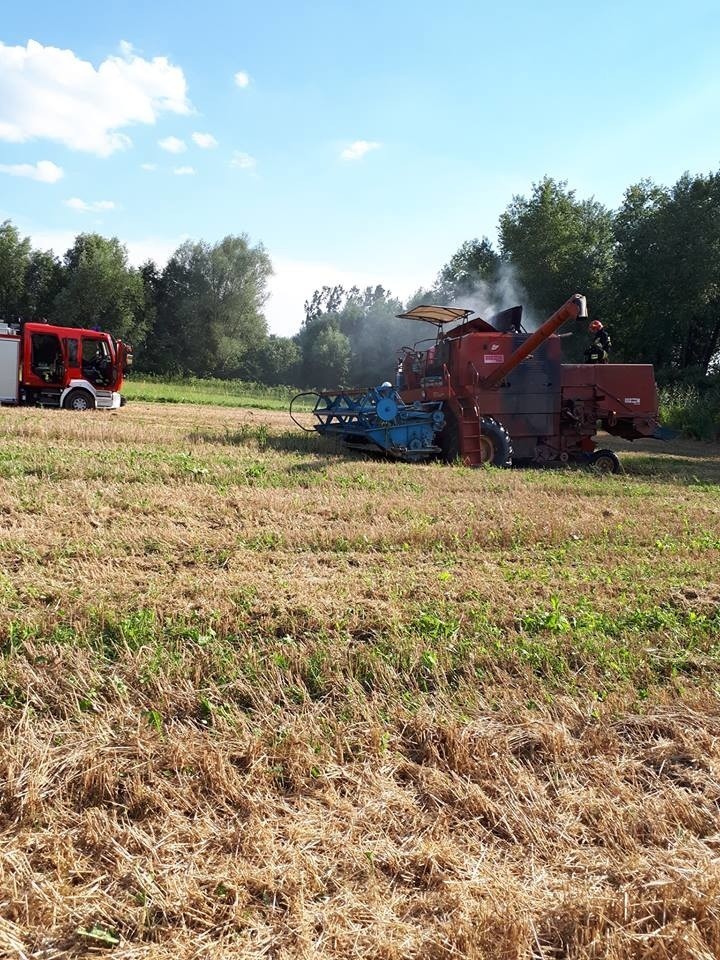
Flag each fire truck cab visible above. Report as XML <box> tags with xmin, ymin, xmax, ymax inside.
<box><xmin>0</xmin><ymin>321</ymin><xmax>132</xmax><ymax>410</ymax></box>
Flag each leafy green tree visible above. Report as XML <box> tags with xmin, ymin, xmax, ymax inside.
<box><xmin>308</xmin><ymin>326</ymin><xmax>351</xmax><ymax>386</ymax></box>
<box><xmin>434</xmin><ymin>237</ymin><xmax>501</xmax><ymax>302</ymax></box>
<box><xmin>404</xmin><ymin>286</ymin><xmax>437</xmax><ymax>310</ymax></box>
<box><xmin>499</xmin><ymin>178</ymin><xmax>615</xmax><ymax>320</ymax></box>
<box><xmin>0</xmin><ymin>221</ymin><xmax>31</xmax><ymax>319</ymax></box>
<box><xmin>245</xmin><ymin>335</ymin><xmax>301</xmax><ymax>385</ymax></box>
<box><xmin>128</xmin><ymin>261</ymin><xmax>161</xmax><ymax>368</ymax></box>
<box><xmin>297</xmin><ymin>284</ymin><xmax>414</xmax><ymax>387</ymax></box>
<box><xmin>52</xmin><ymin>234</ymin><xmax>146</xmax><ymax>344</ymax></box>
<box><xmin>22</xmin><ymin>249</ymin><xmax>64</xmax><ymax>319</ymax></box>
<box><xmin>614</xmin><ymin>173</ymin><xmax>720</xmax><ymax>375</ymax></box>
<box><xmin>611</xmin><ymin>179</ymin><xmax>668</xmax><ymax>365</ymax></box>
<box><xmin>152</xmin><ymin>236</ymin><xmax>272</xmax><ymax>377</ymax></box>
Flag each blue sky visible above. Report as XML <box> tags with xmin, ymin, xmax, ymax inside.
<box><xmin>1</xmin><ymin>0</ymin><xmax>720</xmax><ymax>334</ymax></box>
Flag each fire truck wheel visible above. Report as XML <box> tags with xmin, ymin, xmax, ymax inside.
<box><xmin>590</xmin><ymin>449</ymin><xmax>620</xmax><ymax>474</ymax></box>
<box><xmin>479</xmin><ymin>418</ymin><xmax>513</xmax><ymax>467</ymax></box>
<box><xmin>63</xmin><ymin>389</ymin><xmax>96</xmax><ymax>411</ymax></box>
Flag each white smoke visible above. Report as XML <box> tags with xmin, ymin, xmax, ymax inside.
<box><xmin>447</xmin><ymin>262</ymin><xmax>541</xmax><ymax>331</ymax></box>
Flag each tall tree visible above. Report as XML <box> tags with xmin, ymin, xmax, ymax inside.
<box><xmin>614</xmin><ymin>173</ymin><xmax>720</xmax><ymax>375</ymax></box>
<box><xmin>434</xmin><ymin>237</ymin><xmax>501</xmax><ymax>302</ymax></box>
<box><xmin>300</xmin><ymin>324</ymin><xmax>351</xmax><ymax>387</ymax></box>
<box><xmin>297</xmin><ymin>284</ymin><xmax>414</xmax><ymax>387</ymax></box>
<box><xmin>244</xmin><ymin>335</ymin><xmax>301</xmax><ymax>385</ymax></box>
<box><xmin>499</xmin><ymin>178</ymin><xmax>615</xmax><ymax>320</ymax></box>
<box><xmin>52</xmin><ymin>234</ymin><xmax>146</xmax><ymax>344</ymax></box>
<box><xmin>0</xmin><ymin>221</ymin><xmax>31</xmax><ymax>319</ymax></box>
<box><xmin>152</xmin><ymin>235</ymin><xmax>272</xmax><ymax>377</ymax></box>
<box><xmin>22</xmin><ymin>249</ymin><xmax>64</xmax><ymax>318</ymax></box>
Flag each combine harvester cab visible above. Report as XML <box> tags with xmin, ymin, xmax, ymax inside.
<box><xmin>0</xmin><ymin>321</ymin><xmax>132</xmax><ymax>410</ymax></box>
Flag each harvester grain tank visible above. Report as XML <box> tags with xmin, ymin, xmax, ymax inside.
<box><xmin>0</xmin><ymin>320</ymin><xmax>132</xmax><ymax>410</ymax></box>
<box><xmin>303</xmin><ymin>294</ymin><xmax>667</xmax><ymax>473</ymax></box>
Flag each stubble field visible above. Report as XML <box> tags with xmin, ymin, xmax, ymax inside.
<box><xmin>1</xmin><ymin>401</ymin><xmax>719</xmax><ymax>959</ymax></box>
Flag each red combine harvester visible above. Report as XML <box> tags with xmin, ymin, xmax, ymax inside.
<box><xmin>395</xmin><ymin>294</ymin><xmax>664</xmax><ymax>472</ymax></box>
<box><xmin>0</xmin><ymin>320</ymin><xmax>132</xmax><ymax>411</ymax></box>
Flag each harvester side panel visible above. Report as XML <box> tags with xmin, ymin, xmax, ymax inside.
<box><xmin>562</xmin><ymin>364</ymin><xmax>657</xmax><ymax>416</ymax></box>
<box><xmin>442</xmin><ymin>336</ymin><xmax>562</xmax><ymax>457</ymax></box>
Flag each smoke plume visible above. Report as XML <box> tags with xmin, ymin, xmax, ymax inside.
<box><xmin>448</xmin><ymin>263</ymin><xmax>541</xmax><ymax>331</ymax></box>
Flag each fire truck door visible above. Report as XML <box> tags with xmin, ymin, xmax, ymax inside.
<box><xmin>30</xmin><ymin>332</ymin><xmax>64</xmax><ymax>385</ymax></box>
<box><xmin>62</xmin><ymin>337</ymin><xmax>81</xmax><ymax>376</ymax></box>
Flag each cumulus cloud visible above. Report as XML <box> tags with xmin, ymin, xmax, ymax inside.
<box><xmin>173</xmin><ymin>165</ymin><xmax>195</xmax><ymax>175</ymax></box>
<box><xmin>0</xmin><ymin>159</ymin><xmax>64</xmax><ymax>182</ymax></box>
<box><xmin>234</xmin><ymin>70</ymin><xmax>250</xmax><ymax>88</ymax></box>
<box><xmin>0</xmin><ymin>39</ymin><xmax>191</xmax><ymax>157</ymax></box>
<box><xmin>65</xmin><ymin>197</ymin><xmax>116</xmax><ymax>212</ymax></box>
<box><xmin>230</xmin><ymin>151</ymin><xmax>256</xmax><ymax>170</ymax></box>
<box><xmin>191</xmin><ymin>131</ymin><xmax>217</xmax><ymax>149</ymax></box>
<box><xmin>159</xmin><ymin>136</ymin><xmax>186</xmax><ymax>153</ymax></box>
<box><xmin>341</xmin><ymin>140</ymin><xmax>381</xmax><ymax>160</ymax></box>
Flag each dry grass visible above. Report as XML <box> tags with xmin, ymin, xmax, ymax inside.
<box><xmin>1</xmin><ymin>403</ymin><xmax>719</xmax><ymax>959</ymax></box>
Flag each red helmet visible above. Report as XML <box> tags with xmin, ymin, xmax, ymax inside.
<box><xmin>589</xmin><ymin>320</ymin><xmax>603</xmax><ymax>333</ymax></box>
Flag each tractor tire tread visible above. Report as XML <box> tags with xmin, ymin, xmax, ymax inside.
<box><xmin>479</xmin><ymin>417</ymin><xmax>513</xmax><ymax>467</ymax></box>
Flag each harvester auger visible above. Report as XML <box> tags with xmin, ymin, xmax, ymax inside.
<box><xmin>293</xmin><ymin>294</ymin><xmax>668</xmax><ymax>472</ymax></box>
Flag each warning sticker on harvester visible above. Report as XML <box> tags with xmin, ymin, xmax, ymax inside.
<box><xmin>624</xmin><ymin>397</ymin><xmax>641</xmax><ymax>404</ymax></box>
<box><xmin>484</xmin><ymin>354</ymin><xmax>505</xmax><ymax>364</ymax></box>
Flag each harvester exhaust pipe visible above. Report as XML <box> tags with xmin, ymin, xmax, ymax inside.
<box><xmin>482</xmin><ymin>293</ymin><xmax>587</xmax><ymax>388</ymax></box>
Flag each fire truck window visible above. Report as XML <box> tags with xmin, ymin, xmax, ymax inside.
<box><xmin>82</xmin><ymin>338</ymin><xmax>111</xmax><ymax>385</ymax></box>
<box><xmin>63</xmin><ymin>339</ymin><xmax>79</xmax><ymax>365</ymax></box>
<box><xmin>82</xmin><ymin>339</ymin><xmax>109</xmax><ymax>363</ymax></box>
<box><xmin>31</xmin><ymin>333</ymin><xmax>63</xmax><ymax>383</ymax></box>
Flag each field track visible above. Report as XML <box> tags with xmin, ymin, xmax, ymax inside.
<box><xmin>1</xmin><ymin>402</ymin><xmax>719</xmax><ymax>959</ymax></box>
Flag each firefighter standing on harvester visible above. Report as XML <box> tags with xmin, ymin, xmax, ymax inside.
<box><xmin>585</xmin><ymin>319</ymin><xmax>611</xmax><ymax>363</ymax></box>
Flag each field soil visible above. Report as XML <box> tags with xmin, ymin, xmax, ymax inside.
<box><xmin>1</xmin><ymin>402</ymin><xmax>719</xmax><ymax>959</ymax></box>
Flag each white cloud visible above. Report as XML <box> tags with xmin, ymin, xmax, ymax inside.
<box><xmin>230</xmin><ymin>151</ymin><xmax>256</xmax><ymax>170</ymax></box>
<box><xmin>0</xmin><ymin>39</ymin><xmax>191</xmax><ymax>157</ymax></box>
<box><xmin>341</xmin><ymin>140</ymin><xmax>381</xmax><ymax>161</ymax></box>
<box><xmin>159</xmin><ymin>135</ymin><xmax>186</xmax><ymax>153</ymax></box>
<box><xmin>0</xmin><ymin>159</ymin><xmax>64</xmax><ymax>182</ymax></box>
<box><xmin>65</xmin><ymin>197</ymin><xmax>116</xmax><ymax>212</ymax></box>
<box><xmin>173</xmin><ymin>165</ymin><xmax>195</xmax><ymax>175</ymax></box>
<box><xmin>140</xmin><ymin>162</ymin><xmax>157</xmax><ymax>171</ymax></box>
<box><xmin>265</xmin><ymin>256</ymin><xmax>426</xmax><ymax>337</ymax></box>
<box><xmin>191</xmin><ymin>131</ymin><xmax>217</xmax><ymax>149</ymax></box>
<box><xmin>234</xmin><ymin>70</ymin><xmax>250</xmax><ymax>88</ymax></box>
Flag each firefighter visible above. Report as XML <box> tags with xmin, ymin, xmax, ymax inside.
<box><xmin>585</xmin><ymin>319</ymin><xmax>611</xmax><ymax>364</ymax></box>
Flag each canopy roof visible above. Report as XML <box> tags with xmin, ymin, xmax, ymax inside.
<box><xmin>396</xmin><ymin>304</ymin><xmax>473</xmax><ymax>325</ymax></box>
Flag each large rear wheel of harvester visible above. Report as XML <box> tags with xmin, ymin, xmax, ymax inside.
<box><xmin>440</xmin><ymin>413</ymin><xmax>512</xmax><ymax>467</ymax></box>
<box><xmin>590</xmin><ymin>448</ymin><xmax>620</xmax><ymax>474</ymax></box>
<box><xmin>478</xmin><ymin>417</ymin><xmax>513</xmax><ymax>467</ymax></box>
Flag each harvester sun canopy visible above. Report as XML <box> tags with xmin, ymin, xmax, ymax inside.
<box><xmin>396</xmin><ymin>304</ymin><xmax>473</xmax><ymax>326</ymax></box>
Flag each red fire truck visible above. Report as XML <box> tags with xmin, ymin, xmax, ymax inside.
<box><xmin>0</xmin><ymin>321</ymin><xmax>132</xmax><ymax>410</ymax></box>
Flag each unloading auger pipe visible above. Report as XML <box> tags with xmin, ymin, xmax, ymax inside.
<box><xmin>481</xmin><ymin>293</ymin><xmax>588</xmax><ymax>388</ymax></box>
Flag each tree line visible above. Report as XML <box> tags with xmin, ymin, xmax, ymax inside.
<box><xmin>2</xmin><ymin>168</ymin><xmax>720</xmax><ymax>389</ymax></box>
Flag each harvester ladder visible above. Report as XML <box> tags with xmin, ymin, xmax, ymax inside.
<box><xmin>454</xmin><ymin>395</ymin><xmax>484</xmax><ymax>467</ymax></box>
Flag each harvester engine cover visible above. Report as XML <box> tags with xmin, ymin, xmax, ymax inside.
<box><xmin>309</xmin><ymin>383</ymin><xmax>445</xmax><ymax>461</ymax></box>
